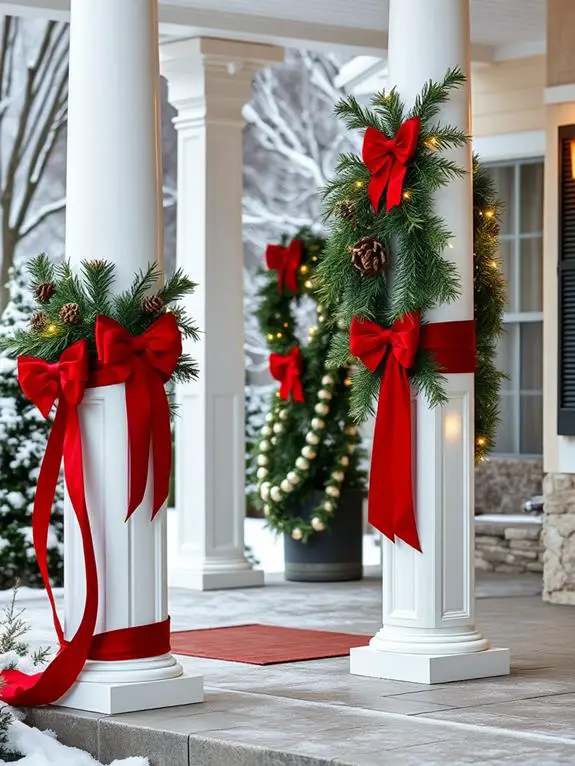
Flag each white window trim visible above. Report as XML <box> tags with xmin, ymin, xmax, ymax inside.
<box><xmin>473</xmin><ymin>131</ymin><xmax>545</xmax><ymax>164</ymax></box>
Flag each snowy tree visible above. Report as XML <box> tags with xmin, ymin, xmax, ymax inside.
<box><xmin>0</xmin><ymin>17</ymin><xmax>69</xmax><ymax>312</ymax></box>
<box><xmin>241</xmin><ymin>50</ymin><xmax>360</xmax><ymax>489</ymax></box>
<box><xmin>0</xmin><ymin>265</ymin><xmax>63</xmax><ymax>589</ymax></box>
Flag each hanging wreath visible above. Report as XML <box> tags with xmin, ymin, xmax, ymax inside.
<box><xmin>317</xmin><ymin>69</ymin><xmax>505</xmax><ymax>551</ymax></box>
<box><xmin>252</xmin><ymin>228</ymin><xmax>366</xmax><ymax>542</ymax></box>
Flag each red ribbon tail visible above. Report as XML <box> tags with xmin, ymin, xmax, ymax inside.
<box><xmin>368</xmin><ymin>171</ymin><xmax>389</xmax><ymax>213</ymax></box>
<box><xmin>386</xmin><ymin>163</ymin><xmax>408</xmax><ymax>211</ymax></box>
<box><xmin>368</xmin><ymin>357</ymin><xmax>420</xmax><ymax>551</ymax></box>
<box><xmin>0</xmin><ymin>406</ymin><xmax>99</xmax><ymax>706</ymax></box>
<box><xmin>150</xmin><ymin>374</ymin><xmax>172</xmax><ymax>518</ymax></box>
<box><xmin>125</xmin><ymin>364</ymin><xmax>152</xmax><ymax>520</ymax></box>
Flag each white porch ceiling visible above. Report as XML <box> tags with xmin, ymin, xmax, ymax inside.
<box><xmin>0</xmin><ymin>0</ymin><xmax>546</xmax><ymax>59</ymax></box>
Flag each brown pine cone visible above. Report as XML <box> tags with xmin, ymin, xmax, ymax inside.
<box><xmin>141</xmin><ymin>295</ymin><xmax>164</xmax><ymax>314</ymax></box>
<box><xmin>35</xmin><ymin>282</ymin><xmax>56</xmax><ymax>304</ymax></box>
<box><xmin>351</xmin><ymin>236</ymin><xmax>389</xmax><ymax>276</ymax></box>
<box><xmin>59</xmin><ymin>302</ymin><xmax>80</xmax><ymax>324</ymax></box>
<box><xmin>337</xmin><ymin>199</ymin><xmax>356</xmax><ymax>223</ymax></box>
<box><xmin>31</xmin><ymin>311</ymin><xmax>48</xmax><ymax>332</ymax></box>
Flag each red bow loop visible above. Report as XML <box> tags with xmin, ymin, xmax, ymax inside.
<box><xmin>269</xmin><ymin>346</ymin><xmax>304</xmax><ymax>403</ymax></box>
<box><xmin>18</xmin><ymin>340</ymin><xmax>89</xmax><ymax>417</ymax></box>
<box><xmin>362</xmin><ymin>117</ymin><xmax>420</xmax><ymax>212</ymax></box>
<box><xmin>266</xmin><ymin>240</ymin><xmax>302</xmax><ymax>294</ymax></box>
<box><xmin>350</xmin><ymin>313</ymin><xmax>420</xmax><ymax>374</ymax></box>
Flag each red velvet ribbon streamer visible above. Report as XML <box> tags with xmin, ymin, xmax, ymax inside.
<box><xmin>350</xmin><ymin>314</ymin><xmax>476</xmax><ymax>551</ymax></box>
<box><xmin>0</xmin><ymin>315</ymin><xmax>181</xmax><ymax>707</ymax></box>
<box><xmin>269</xmin><ymin>346</ymin><xmax>304</xmax><ymax>402</ymax></box>
<box><xmin>362</xmin><ymin>117</ymin><xmax>420</xmax><ymax>213</ymax></box>
<box><xmin>95</xmin><ymin>313</ymin><xmax>182</xmax><ymax>520</ymax></box>
<box><xmin>265</xmin><ymin>240</ymin><xmax>302</xmax><ymax>294</ymax></box>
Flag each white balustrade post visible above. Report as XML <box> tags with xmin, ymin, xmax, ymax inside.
<box><xmin>160</xmin><ymin>38</ymin><xmax>282</xmax><ymax>590</ymax></box>
<box><xmin>350</xmin><ymin>0</ymin><xmax>510</xmax><ymax>684</ymax></box>
<box><xmin>58</xmin><ymin>0</ymin><xmax>203</xmax><ymax>713</ymax></box>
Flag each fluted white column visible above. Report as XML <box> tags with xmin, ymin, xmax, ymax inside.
<box><xmin>350</xmin><ymin>0</ymin><xmax>510</xmax><ymax>684</ymax></box>
<box><xmin>59</xmin><ymin>0</ymin><xmax>203</xmax><ymax>713</ymax></box>
<box><xmin>160</xmin><ymin>38</ymin><xmax>282</xmax><ymax>590</ymax></box>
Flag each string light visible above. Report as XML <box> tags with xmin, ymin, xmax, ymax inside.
<box><xmin>304</xmin><ymin>279</ymin><xmax>313</xmax><ymax>289</ymax></box>
<box><xmin>309</xmin><ymin>326</ymin><xmax>318</xmax><ymax>335</ymax></box>
<box><xmin>267</xmin><ymin>333</ymin><xmax>274</xmax><ymax>341</ymax></box>
<box><xmin>344</xmin><ymin>377</ymin><xmax>352</xmax><ymax>387</ymax></box>
<box><xmin>476</xmin><ymin>436</ymin><xmax>487</xmax><ymax>447</ymax></box>
<box><xmin>355</xmin><ymin>180</ymin><xmax>364</xmax><ymax>188</ymax></box>
<box><xmin>283</xmin><ymin>322</ymin><xmax>289</xmax><ymax>328</ymax></box>
<box><xmin>424</xmin><ymin>136</ymin><xmax>439</xmax><ymax>150</ymax></box>
<box><xmin>275</xmin><ymin>331</ymin><xmax>283</xmax><ymax>339</ymax></box>
<box><xmin>311</xmin><ymin>256</ymin><xmax>318</xmax><ymax>262</ymax></box>
<box><xmin>300</xmin><ymin>265</ymin><xmax>309</xmax><ymax>274</ymax></box>
<box><xmin>402</xmin><ymin>190</ymin><xmax>412</xmax><ymax>201</ymax></box>
<box><xmin>44</xmin><ymin>324</ymin><xmax>59</xmax><ymax>337</ymax></box>
<box><xmin>490</xmin><ymin>260</ymin><xmax>498</xmax><ymax>269</ymax></box>
<box><xmin>484</xmin><ymin>208</ymin><xmax>495</xmax><ymax>219</ymax></box>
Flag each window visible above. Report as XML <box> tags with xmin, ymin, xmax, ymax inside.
<box><xmin>485</xmin><ymin>160</ymin><xmax>544</xmax><ymax>456</ymax></box>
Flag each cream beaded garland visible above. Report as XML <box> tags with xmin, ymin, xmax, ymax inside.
<box><xmin>305</xmin><ymin>432</ymin><xmax>320</xmax><ymax>445</ymax></box>
<box><xmin>311</xmin><ymin>418</ymin><xmax>325</xmax><ymax>430</ymax></box>
<box><xmin>321</xmin><ymin>374</ymin><xmax>334</xmax><ymax>386</ymax></box>
<box><xmin>326</xmin><ymin>485</ymin><xmax>340</xmax><ymax>498</ymax></box>
<box><xmin>270</xmin><ymin>486</ymin><xmax>283</xmax><ymax>502</ymax></box>
<box><xmin>291</xmin><ymin>528</ymin><xmax>303</xmax><ymax>541</ymax></box>
<box><xmin>257</xmin><ymin>454</ymin><xmax>269</xmax><ymax>466</ymax></box>
<box><xmin>311</xmin><ymin>517</ymin><xmax>326</xmax><ymax>532</ymax></box>
<box><xmin>301</xmin><ymin>446</ymin><xmax>317</xmax><ymax>460</ymax></box>
<box><xmin>331</xmin><ymin>470</ymin><xmax>345</xmax><ymax>483</ymax></box>
<box><xmin>261</xmin><ymin>425</ymin><xmax>272</xmax><ymax>437</ymax></box>
<box><xmin>345</xmin><ymin>425</ymin><xmax>357</xmax><ymax>436</ymax></box>
<box><xmin>256</xmin><ymin>467</ymin><xmax>268</xmax><ymax>480</ymax></box>
<box><xmin>260</xmin><ymin>483</ymin><xmax>271</xmax><ymax>501</ymax></box>
<box><xmin>296</xmin><ymin>456</ymin><xmax>310</xmax><ymax>470</ymax></box>
<box><xmin>314</xmin><ymin>402</ymin><xmax>329</xmax><ymax>416</ymax></box>
<box><xmin>287</xmin><ymin>471</ymin><xmax>300</xmax><ymax>484</ymax></box>
<box><xmin>339</xmin><ymin>455</ymin><xmax>350</xmax><ymax>467</ymax></box>
<box><xmin>263</xmin><ymin>504</ymin><xmax>271</xmax><ymax>517</ymax></box>
<box><xmin>266</xmin><ymin>413</ymin><xmax>273</xmax><ymax>423</ymax></box>
<box><xmin>273</xmin><ymin>422</ymin><xmax>284</xmax><ymax>435</ymax></box>
<box><xmin>324</xmin><ymin>500</ymin><xmax>334</xmax><ymax>512</ymax></box>
<box><xmin>280</xmin><ymin>479</ymin><xmax>294</xmax><ymax>493</ymax></box>
<box><xmin>260</xmin><ymin>440</ymin><xmax>271</xmax><ymax>452</ymax></box>
<box><xmin>318</xmin><ymin>389</ymin><xmax>332</xmax><ymax>401</ymax></box>
<box><xmin>279</xmin><ymin>408</ymin><xmax>289</xmax><ymax>420</ymax></box>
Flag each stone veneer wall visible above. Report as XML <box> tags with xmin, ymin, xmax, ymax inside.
<box><xmin>543</xmin><ymin>473</ymin><xmax>575</xmax><ymax>604</ymax></box>
<box><xmin>475</xmin><ymin>457</ymin><xmax>543</xmax><ymax>515</ymax></box>
<box><xmin>475</xmin><ymin>518</ymin><xmax>543</xmax><ymax>574</ymax></box>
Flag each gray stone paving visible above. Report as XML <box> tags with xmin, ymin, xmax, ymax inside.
<box><xmin>20</xmin><ymin>572</ymin><xmax>575</xmax><ymax>766</ymax></box>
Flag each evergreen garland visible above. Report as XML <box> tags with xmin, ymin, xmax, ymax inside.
<box><xmin>252</xmin><ymin>229</ymin><xmax>366</xmax><ymax>542</ymax></box>
<box><xmin>317</xmin><ymin>70</ymin><xmax>505</xmax><ymax>460</ymax></box>
<box><xmin>1</xmin><ymin>255</ymin><xmax>199</xmax><ymax>386</ymax></box>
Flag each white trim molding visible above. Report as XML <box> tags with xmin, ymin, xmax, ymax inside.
<box><xmin>545</xmin><ymin>84</ymin><xmax>575</xmax><ymax>105</ymax></box>
<box><xmin>473</xmin><ymin>131</ymin><xmax>545</xmax><ymax>163</ymax></box>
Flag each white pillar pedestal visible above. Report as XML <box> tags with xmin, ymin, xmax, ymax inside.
<box><xmin>160</xmin><ymin>38</ymin><xmax>282</xmax><ymax>591</ymax></box>
<box><xmin>58</xmin><ymin>0</ymin><xmax>203</xmax><ymax>713</ymax></box>
<box><xmin>350</xmin><ymin>0</ymin><xmax>509</xmax><ymax>685</ymax></box>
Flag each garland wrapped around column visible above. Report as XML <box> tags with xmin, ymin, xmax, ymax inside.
<box><xmin>252</xmin><ymin>229</ymin><xmax>366</xmax><ymax>543</ymax></box>
<box><xmin>0</xmin><ymin>255</ymin><xmax>199</xmax><ymax>706</ymax></box>
<box><xmin>317</xmin><ymin>69</ymin><xmax>505</xmax><ymax>551</ymax></box>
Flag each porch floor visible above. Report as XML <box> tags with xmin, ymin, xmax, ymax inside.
<box><xmin>16</xmin><ymin>570</ymin><xmax>575</xmax><ymax>766</ymax></box>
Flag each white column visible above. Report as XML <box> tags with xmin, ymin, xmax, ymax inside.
<box><xmin>160</xmin><ymin>38</ymin><xmax>282</xmax><ymax>590</ymax></box>
<box><xmin>350</xmin><ymin>0</ymin><xmax>510</xmax><ymax>684</ymax></box>
<box><xmin>58</xmin><ymin>0</ymin><xmax>203</xmax><ymax>713</ymax></box>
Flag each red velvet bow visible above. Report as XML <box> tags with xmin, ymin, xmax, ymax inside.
<box><xmin>1</xmin><ymin>341</ymin><xmax>99</xmax><ymax>705</ymax></box>
<box><xmin>269</xmin><ymin>346</ymin><xmax>304</xmax><ymax>403</ymax></box>
<box><xmin>265</xmin><ymin>240</ymin><xmax>302</xmax><ymax>294</ymax></box>
<box><xmin>350</xmin><ymin>314</ymin><xmax>421</xmax><ymax>550</ymax></box>
<box><xmin>362</xmin><ymin>117</ymin><xmax>420</xmax><ymax>213</ymax></box>
<box><xmin>95</xmin><ymin>313</ymin><xmax>181</xmax><ymax>520</ymax></box>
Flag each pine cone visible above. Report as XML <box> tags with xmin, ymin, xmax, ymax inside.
<box><xmin>31</xmin><ymin>311</ymin><xmax>48</xmax><ymax>332</ymax></box>
<box><xmin>337</xmin><ymin>199</ymin><xmax>356</xmax><ymax>223</ymax></box>
<box><xmin>351</xmin><ymin>236</ymin><xmax>389</xmax><ymax>276</ymax></box>
<box><xmin>35</xmin><ymin>281</ymin><xmax>56</xmax><ymax>304</ymax></box>
<box><xmin>141</xmin><ymin>295</ymin><xmax>164</xmax><ymax>314</ymax></box>
<box><xmin>59</xmin><ymin>302</ymin><xmax>80</xmax><ymax>324</ymax></box>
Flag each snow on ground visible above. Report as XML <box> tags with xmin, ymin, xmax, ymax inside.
<box><xmin>4</xmin><ymin>719</ymin><xmax>148</xmax><ymax>766</ymax></box>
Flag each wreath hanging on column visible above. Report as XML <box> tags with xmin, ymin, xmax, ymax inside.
<box><xmin>252</xmin><ymin>229</ymin><xmax>366</xmax><ymax>542</ymax></box>
<box><xmin>317</xmin><ymin>69</ymin><xmax>505</xmax><ymax>551</ymax></box>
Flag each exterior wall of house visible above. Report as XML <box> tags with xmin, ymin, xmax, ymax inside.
<box><xmin>472</xmin><ymin>56</ymin><xmax>546</xmax><ymax>137</ymax></box>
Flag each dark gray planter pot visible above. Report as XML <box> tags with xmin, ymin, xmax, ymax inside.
<box><xmin>284</xmin><ymin>489</ymin><xmax>364</xmax><ymax>582</ymax></box>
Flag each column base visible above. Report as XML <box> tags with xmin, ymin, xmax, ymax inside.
<box><xmin>350</xmin><ymin>645</ymin><xmax>510</xmax><ymax>684</ymax></box>
<box><xmin>56</xmin><ymin>673</ymin><xmax>204</xmax><ymax>715</ymax></box>
<box><xmin>169</xmin><ymin>566</ymin><xmax>265</xmax><ymax>591</ymax></box>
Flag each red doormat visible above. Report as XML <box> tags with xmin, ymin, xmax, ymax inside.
<box><xmin>170</xmin><ymin>624</ymin><xmax>370</xmax><ymax>665</ymax></box>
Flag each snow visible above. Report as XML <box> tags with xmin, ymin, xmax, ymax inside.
<box><xmin>4</xmin><ymin>720</ymin><xmax>149</xmax><ymax>766</ymax></box>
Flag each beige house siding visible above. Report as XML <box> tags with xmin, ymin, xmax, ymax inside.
<box><xmin>472</xmin><ymin>56</ymin><xmax>545</xmax><ymax>137</ymax></box>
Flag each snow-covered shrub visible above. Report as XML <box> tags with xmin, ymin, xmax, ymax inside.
<box><xmin>0</xmin><ymin>266</ymin><xmax>64</xmax><ymax>589</ymax></box>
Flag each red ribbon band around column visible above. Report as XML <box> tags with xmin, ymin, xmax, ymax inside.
<box><xmin>350</xmin><ymin>313</ymin><xmax>476</xmax><ymax>552</ymax></box>
<box><xmin>265</xmin><ymin>240</ymin><xmax>302</xmax><ymax>294</ymax></box>
<box><xmin>0</xmin><ymin>314</ymin><xmax>181</xmax><ymax>707</ymax></box>
<box><xmin>362</xmin><ymin>117</ymin><xmax>420</xmax><ymax>213</ymax></box>
<box><xmin>269</xmin><ymin>346</ymin><xmax>304</xmax><ymax>403</ymax></box>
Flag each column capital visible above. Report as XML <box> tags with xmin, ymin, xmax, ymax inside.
<box><xmin>160</xmin><ymin>37</ymin><xmax>283</xmax><ymax>124</ymax></box>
